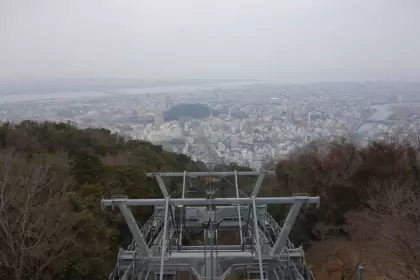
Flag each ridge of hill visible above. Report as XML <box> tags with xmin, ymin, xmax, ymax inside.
<box><xmin>0</xmin><ymin>120</ymin><xmax>207</xmax><ymax>280</ymax></box>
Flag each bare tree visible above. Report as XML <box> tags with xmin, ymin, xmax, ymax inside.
<box><xmin>0</xmin><ymin>150</ymin><xmax>79</xmax><ymax>280</ymax></box>
<box><xmin>328</xmin><ymin>244</ymin><xmax>362</xmax><ymax>280</ymax></box>
<box><xmin>346</xmin><ymin>181</ymin><xmax>420</xmax><ymax>280</ymax></box>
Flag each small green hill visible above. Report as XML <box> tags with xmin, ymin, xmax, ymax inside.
<box><xmin>164</xmin><ymin>103</ymin><xmax>218</xmax><ymax>121</ymax></box>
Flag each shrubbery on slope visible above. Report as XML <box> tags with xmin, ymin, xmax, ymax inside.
<box><xmin>273</xmin><ymin>140</ymin><xmax>420</xmax><ymax>278</ymax></box>
<box><xmin>2</xmin><ymin>120</ymin><xmax>419</xmax><ymax>279</ymax></box>
<box><xmin>0</xmin><ymin>121</ymin><xmax>203</xmax><ymax>280</ymax></box>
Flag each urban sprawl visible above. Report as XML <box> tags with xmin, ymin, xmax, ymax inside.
<box><xmin>1</xmin><ymin>82</ymin><xmax>420</xmax><ymax>169</ymax></box>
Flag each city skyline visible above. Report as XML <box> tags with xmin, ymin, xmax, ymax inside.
<box><xmin>1</xmin><ymin>80</ymin><xmax>419</xmax><ymax>169</ymax></box>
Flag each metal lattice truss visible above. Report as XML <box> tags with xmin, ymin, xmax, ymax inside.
<box><xmin>101</xmin><ymin>171</ymin><xmax>320</xmax><ymax>280</ymax></box>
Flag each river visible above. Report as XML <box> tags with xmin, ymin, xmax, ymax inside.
<box><xmin>357</xmin><ymin>102</ymin><xmax>420</xmax><ymax>133</ymax></box>
<box><xmin>0</xmin><ymin>81</ymin><xmax>264</xmax><ymax>104</ymax></box>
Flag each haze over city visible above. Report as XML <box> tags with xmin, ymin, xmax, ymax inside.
<box><xmin>1</xmin><ymin>0</ymin><xmax>420</xmax><ymax>82</ymax></box>
<box><xmin>3</xmin><ymin>1</ymin><xmax>420</xmax><ymax>280</ymax></box>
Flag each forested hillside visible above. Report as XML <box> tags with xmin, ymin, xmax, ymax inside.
<box><xmin>273</xmin><ymin>141</ymin><xmax>420</xmax><ymax>280</ymax></box>
<box><xmin>0</xmin><ymin>121</ymin><xmax>204</xmax><ymax>280</ymax></box>
<box><xmin>1</xmin><ymin>121</ymin><xmax>419</xmax><ymax>280</ymax></box>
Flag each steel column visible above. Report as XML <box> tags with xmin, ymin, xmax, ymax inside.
<box><xmin>159</xmin><ymin>198</ymin><xmax>170</xmax><ymax>280</ymax></box>
<box><xmin>146</xmin><ymin>171</ymin><xmax>274</xmax><ymax>177</ymax></box>
<box><xmin>234</xmin><ymin>170</ymin><xmax>244</xmax><ymax>245</ymax></box>
<box><xmin>103</xmin><ymin>171</ymin><xmax>318</xmax><ymax>280</ymax></box>
<box><xmin>271</xmin><ymin>201</ymin><xmax>304</xmax><ymax>256</ymax></box>
<box><xmin>117</xmin><ymin>202</ymin><xmax>150</xmax><ymax>257</ymax></box>
<box><xmin>252</xmin><ymin>173</ymin><xmax>266</xmax><ymax>196</ymax></box>
<box><xmin>179</xmin><ymin>171</ymin><xmax>186</xmax><ymax>246</ymax></box>
<box><xmin>252</xmin><ymin>196</ymin><xmax>265</xmax><ymax>280</ymax></box>
<box><xmin>102</xmin><ymin>196</ymin><xmax>320</xmax><ymax>207</ymax></box>
<box><xmin>155</xmin><ymin>175</ymin><xmax>170</xmax><ymax>198</ymax></box>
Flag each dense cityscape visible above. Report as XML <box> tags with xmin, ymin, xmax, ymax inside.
<box><xmin>1</xmin><ymin>80</ymin><xmax>420</xmax><ymax>168</ymax></box>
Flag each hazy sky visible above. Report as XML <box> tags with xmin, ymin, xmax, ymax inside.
<box><xmin>1</xmin><ymin>0</ymin><xmax>419</xmax><ymax>82</ymax></box>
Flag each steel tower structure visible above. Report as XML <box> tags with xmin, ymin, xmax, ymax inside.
<box><xmin>101</xmin><ymin>171</ymin><xmax>320</xmax><ymax>280</ymax></box>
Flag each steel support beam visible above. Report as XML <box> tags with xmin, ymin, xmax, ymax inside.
<box><xmin>144</xmin><ymin>271</ymin><xmax>152</xmax><ymax>280</ymax></box>
<box><xmin>102</xmin><ymin>196</ymin><xmax>320</xmax><ymax>208</ymax></box>
<box><xmin>155</xmin><ymin>175</ymin><xmax>169</xmax><ymax>198</ymax></box>
<box><xmin>242</xmin><ymin>204</ymin><xmax>253</xmax><ymax>251</ymax></box>
<box><xmin>271</xmin><ymin>201</ymin><xmax>304</xmax><ymax>256</ymax></box>
<box><xmin>252</xmin><ymin>196</ymin><xmax>265</xmax><ymax>280</ymax></box>
<box><xmin>118</xmin><ymin>248</ymin><xmax>304</xmax><ymax>259</ymax></box>
<box><xmin>252</xmin><ymin>173</ymin><xmax>266</xmax><ymax>197</ymax></box>
<box><xmin>182</xmin><ymin>170</ymin><xmax>187</xmax><ymax>199</ymax></box>
<box><xmin>179</xmin><ymin>171</ymin><xmax>186</xmax><ymax>245</ymax></box>
<box><xmin>117</xmin><ymin>202</ymin><xmax>151</xmax><ymax>257</ymax></box>
<box><xmin>122</xmin><ymin>257</ymin><xmax>275</xmax><ymax>274</ymax></box>
<box><xmin>159</xmin><ymin>198</ymin><xmax>170</xmax><ymax>280</ymax></box>
<box><xmin>105</xmin><ymin>170</ymin><xmax>319</xmax><ymax>280</ymax></box>
<box><xmin>273</xmin><ymin>269</ymin><xmax>281</xmax><ymax>280</ymax></box>
<box><xmin>234</xmin><ymin>170</ymin><xmax>244</xmax><ymax>245</ymax></box>
<box><xmin>146</xmin><ymin>171</ymin><xmax>274</xmax><ymax>177</ymax></box>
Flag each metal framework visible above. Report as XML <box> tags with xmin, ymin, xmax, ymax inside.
<box><xmin>101</xmin><ymin>171</ymin><xmax>320</xmax><ymax>280</ymax></box>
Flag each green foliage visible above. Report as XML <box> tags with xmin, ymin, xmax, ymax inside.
<box><xmin>164</xmin><ymin>103</ymin><xmax>215</xmax><ymax>121</ymax></box>
<box><xmin>6</xmin><ymin>120</ymin><xmax>415</xmax><ymax>278</ymax></box>
<box><xmin>0</xmin><ymin>121</ymin><xmax>203</xmax><ymax>280</ymax></box>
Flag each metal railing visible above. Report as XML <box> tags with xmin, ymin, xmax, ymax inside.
<box><xmin>109</xmin><ymin>200</ymin><xmax>316</xmax><ymax>280</ymax></box>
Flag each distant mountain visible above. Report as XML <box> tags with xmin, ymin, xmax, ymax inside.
<box><xmin>164</xmin><ymin>103</ymin><xmax>219</xmax><ymax>121</ymax></box>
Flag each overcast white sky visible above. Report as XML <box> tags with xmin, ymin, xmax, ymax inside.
<box><xmin>0</xmin><ymin>0</ymin><xmax>419</xmax><ymax>82</ymax></box>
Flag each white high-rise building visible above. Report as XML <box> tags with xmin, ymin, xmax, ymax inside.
<box><xmin>182</xmin><ymin>142</ymin><xmax>189</xmax><ymax>154</ymax></box>
<box><xmin>154</xmin><ymin>112</ymin><xmax>164</xmax><ymax>127</ymax></box>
